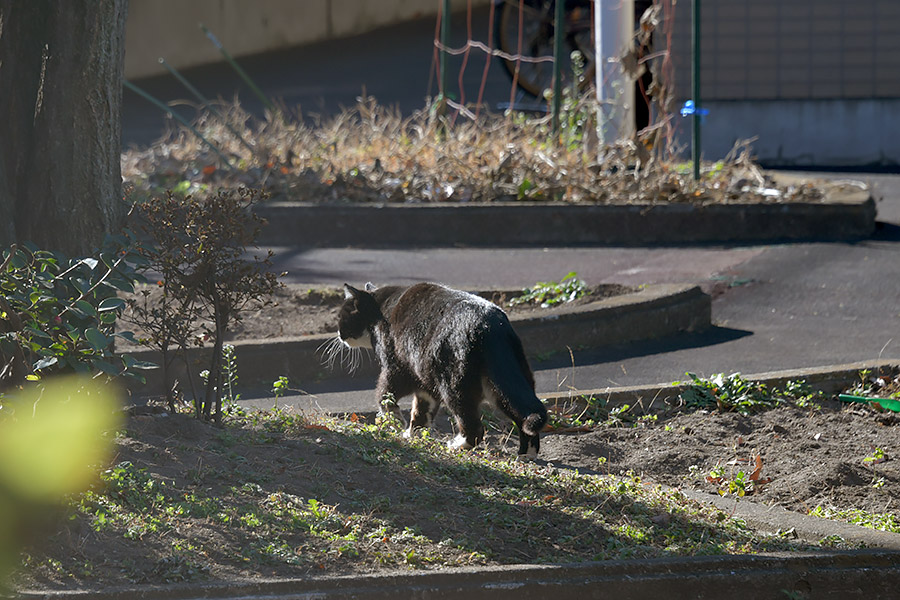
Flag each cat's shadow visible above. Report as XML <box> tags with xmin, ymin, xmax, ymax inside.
<box><xmin>529</xmin><ymin>326</ymin><xmax>752</xmax><ymax>372</ymax></box>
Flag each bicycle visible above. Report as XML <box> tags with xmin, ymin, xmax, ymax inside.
<box><xmin>493</xmin><ymin>0</ymin><xmax>595</xmax><ymax>98</ymax></box>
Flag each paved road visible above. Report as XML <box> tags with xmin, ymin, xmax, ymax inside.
<box><xmin>262</xmin><ymin>177</ymin><xmax>900</xmax><ymax>413</ymax></box>
<box><xmin>120</xmin><ymin>12</ymin><xmax>900</xmax><ymax>413</ymax></box>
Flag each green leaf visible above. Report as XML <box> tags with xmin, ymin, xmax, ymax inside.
<box><xmin>105</xmin><ymin>276</ymin><xmax>135</xmax><ymax>293</ymax></box>
<box><xmin>24</xmin><ymin>325</ymin><xmax>51</xmax><ymax>339</ymax></box>
<box><xmin>90</xmin><ymin>358</ymin><xmax>121</xmax><ymax>376</ymax></box>
<box><xmin>69</xmin><ymin>278</ymin><xmax>90</xmax><ymax>296</ymax></box>
<box><xmin>33</xmin><ymin>356</ymin><xmax>59</xmax><ymax>371</ymax></box>
<box><xmin>75</xmin><ymin>300</ymin><xmax>97</xmax><ymax>318</ymax></box>
<box><xmin>98</xmin><ymin>297</ymin><xmax>126</xmax><ymax>312</ymax></box>
<box><xmin>129</xmin><ymin>360</ymin><xmax>159</xmax><ymax>370</ymax></box>
<box><xmin>85</xmin><ymin>328</ymin><xmax>111</xmax><ymax>351</ymax></box>
<box><xmin>115</xmin><ymin>330</ymin><xmax>138</xmax><ymax>343</ymax></box>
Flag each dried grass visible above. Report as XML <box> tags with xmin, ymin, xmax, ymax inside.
<box><xmin>122</xmin><ymin>95</ymin><xmax>824</xmax><ymax>206</ymax></box>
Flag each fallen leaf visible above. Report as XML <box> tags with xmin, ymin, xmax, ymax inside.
<box><xmin>202</xmin><ymin>165</ymin><xmax>216</xmax><ymax>175</ymax></box>
<box><xmin>749</xmin><ymin>455</ymin><xmax>764</xmax><ymax>481</ymax></box>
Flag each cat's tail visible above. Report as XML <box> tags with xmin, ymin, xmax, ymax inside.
<box><xmin>483</xmin><ymin>319</ymin><xmax>548</xmax><ymax>435</ymax></box>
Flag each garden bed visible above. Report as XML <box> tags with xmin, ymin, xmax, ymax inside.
<box><xmin>15</xmin><ymin>370</ymin><xmax>900</xmax><ymax>591</ymax></box>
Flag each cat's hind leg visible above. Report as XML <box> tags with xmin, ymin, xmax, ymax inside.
<box><xmin>404</xmin><ymin>391</ymin><xmax>441</xmax><ymax>438</ymax></box>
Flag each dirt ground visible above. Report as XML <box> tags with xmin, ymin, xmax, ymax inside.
<box><xmin>122</xmin><ymin>284</ymin><xmax>900</xmax><ymax>521</ymax></box>
<box><xmin>121</xmin><ymin>283</ymin><xmax>634</xmax><ymax>347</ymax></box>
<box><xmin>16</xmin><ymin>372</ymin><xmax>900</xmax><ymax>589</ymax></box>
<box><xmin>540</xmin><ymin>394</ymin><xmax>900</xmax><ymax>519</ymax></box>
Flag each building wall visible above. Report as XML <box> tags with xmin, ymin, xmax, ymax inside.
<box><xmin>664</xmin><ymin>0</ymin><xmax>900</xmax><ymax>166</ymax></box>
<box><xmin>125</xmin><ymin>0</ymin><xmax>487</xmax><ymax>79</ymax></box>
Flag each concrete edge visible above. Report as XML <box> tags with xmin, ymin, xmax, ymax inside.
<box><xmin>539</xmin><ymin>358</ymin><xmax>900</xmax><ymax>412</ymax></box>
<box><xmin>126</xmin><ymin>283</ymin><xmax>710</xmax><ymax>397</ymax></box>
<box><xmin>19</xmin><ymin>550</ymin><xmax>900</xmax><ymax>599</ymax></box>
<box><xmin>676</xmin><ymin>486</ymin><xmax>900</xmax><ymax>550</ymax></box>
<box><xmin>254</xmin><ymin>188</ymin><xmax>876</xmax><ymax>247</ymax></box>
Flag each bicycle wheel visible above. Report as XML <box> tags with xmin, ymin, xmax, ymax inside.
<box><xmin>494</xmin><ymin>0</ymin><xmax>594</xmax><ymax>98</ymax></box>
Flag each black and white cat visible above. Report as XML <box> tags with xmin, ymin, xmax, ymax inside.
<box><xmin>336</xmin><ymin>282</ymin><xmax>548</xmax><ymax>458</ymax></box>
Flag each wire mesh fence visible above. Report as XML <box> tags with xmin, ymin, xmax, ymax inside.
<box><xmin>427</xmin><ymin>0</ymin><xmax>679</xmax><ymax>156</ymax></box>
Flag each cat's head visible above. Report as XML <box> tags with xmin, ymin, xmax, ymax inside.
<box><xmin>338</xmin><ymin>283</ymin><xmax>380</xmax><ymax>349</ymax></box>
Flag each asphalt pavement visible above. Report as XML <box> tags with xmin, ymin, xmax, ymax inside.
<box><xmin>260</xmin><ymin>186</ymin><xmax>900</xmax><ymax>414</ymax></box>
<box><xmin>121</xmin><ymin>12</ymin><xmax>900</xmax><ymax>414</ymax></box>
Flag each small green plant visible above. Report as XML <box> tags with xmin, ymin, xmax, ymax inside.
<box><xmin>681</xmin><ymin>372</ymin><xmax>781</xmax><ymax>415</ymax></box>
<box><xmin>132</xmin><ymin>189</ymin><xmax>282</xmax><ymax>422</ymax></box>
<box><xmin>781</xmin><ymin>379</ymin><xmax>822</xmax><ymax>409</ymax></box>
<box><xmin>510</xmin><ymin>271</ymin><xmax>588</xmax><ymax>308</ymax></box>
<box><xmin>863</xmin><ymin>447</ymin><xmax>886</xmax><ymax>464</ymax></box>
<box><xmin>272</xmin><ymin>375</ymin><xmax>290</xmax><ymax>401</ymax></box>
<box><xmin>810</xmin><ymin>506</ymin><xmax>900</xmax><ymax>533</ymax></box>
<box><xmin>863</xmin><ymin>447</ymin><xmax>888</xmax><ymax>487</ymax></box>
<box><xmin>201</xmin><ymin>344</ymin><xmax>242</xmax><ymax>416</ymax></box>
<box><xmin>0</xmin><ymin>238</ymin><xmax>146</xmax><ymax>388</ymax></box>
<box><xmin>604</xmin><ymin>404</ymin><xmax>633</xmax><ymax>427</ymax></box>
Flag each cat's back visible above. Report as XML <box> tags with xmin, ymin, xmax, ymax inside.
<box><xmin>387</xmin><ymin>282</ymin><xmax>505</xmax><ymax>338</ymax></box>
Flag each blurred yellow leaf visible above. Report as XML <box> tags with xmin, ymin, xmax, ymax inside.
<box><xmin>0</xmin><ymin>376</ymin><xmax>121</xmax><ymax>501</ymax></box>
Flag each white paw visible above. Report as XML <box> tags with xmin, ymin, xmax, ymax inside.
<box><xmin>448</xmin><ymin>434</ymin><xmax>472</xmax><ymax>450</ymax></box>
<box><xmin>402</xmin><ymin>428</ymin><xmax>413</xmax><ymax>439</ymax></box>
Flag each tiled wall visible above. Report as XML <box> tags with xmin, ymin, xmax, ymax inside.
<box><xmin>666</xmin><ymin>0</ymin><xmax>900</xmax><ymax>101</ymax></box>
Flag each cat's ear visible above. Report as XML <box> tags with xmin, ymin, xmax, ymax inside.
<box><xmin>364</xmin><ymin>282</ymin><xmax>377</xmax><ymax>292</ymax></box>
<box><xmin>343</xmin><ymin>284</ymin><xmax>360</xmax><ymax>300</ymax></box>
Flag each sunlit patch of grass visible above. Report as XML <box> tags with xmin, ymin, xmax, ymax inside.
<box><xmin>23</xmin><ymin>407</ymin><xmax>823</xmax><ymax>586</ymax></box>
<box><xmin>809</xmin><ymin>506</ymin><xmax>900</xmax><ymax>533</ymax></box>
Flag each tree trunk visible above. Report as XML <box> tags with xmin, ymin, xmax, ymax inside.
<box><xmin>0</xmin><ymin>0</ymin><xmax>129</xmax><ymax>256</ymax></box>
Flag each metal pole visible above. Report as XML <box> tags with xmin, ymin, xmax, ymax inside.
<box><xmin>123</xmin><ymin>80</ymin><xmax>236</xmax><ymax>171</ymax></box>
<box><xmin>440</xmin><ymin>0</ymin><xmax>451</xmax><ymax>103</ymax></box>
<box><xmin>593</xmin><ymin>0</ymin><xmax>604</xmax><ymax>146</ymax></box>
<box><xmin>158</xmin><ymin>58</ymin><xmax>259</xmax><ymax>157</ymax></box>
<box><xmin>551</xmin><ymin>0</ymin><xmax>565</xmax><ymax>134</ymax></box>
<box><xmin>200</xmin><ymin>23</ymin><xmax>275</xmax><ymax>114</ymax></box>
<box><xmin>691</xmin><ymin>0</ymin><xmax>701</xmax><ymax>181</ymax></box>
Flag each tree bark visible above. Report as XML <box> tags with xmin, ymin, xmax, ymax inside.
<box><xmin>0</xmin><ymin>0</ymin><xmax>128</xmax><ymax>256</ymax></box>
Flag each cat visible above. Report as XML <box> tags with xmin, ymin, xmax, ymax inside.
<box><xmin>337</xmin><ymin>282</ymin><xmax>548</xmax><ymax>458</ymax></box>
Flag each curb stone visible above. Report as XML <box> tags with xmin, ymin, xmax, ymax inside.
<box><xmin>254</xmin><ymin>181</ymin><xmax>874</xmax><ymax>248</ymax></box>
<box><xmin>127</xmin><ymin>283</ymin><xmax>710</xmax><ymax>397</ymax></box>
<box><xmin>539</xmin><ymin>359</ymin><xmax>900</xmax><ymax>413</ymax></box>
<box><xmin>19</xmin><ymin>550</ymin><xmax>900</xmax><ymax>599</ymax></box>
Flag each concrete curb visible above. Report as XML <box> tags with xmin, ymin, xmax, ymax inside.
<box><xmin>678</xmin><ymin>486</ymin><xmax>900</xmax><ymax>550</ymax></box>
<box><xmin>128</xmin><ymin>283</ymin><xmax>710</xmax><ymax>397</ymax></box>
<box><xmin>539</xmin><ymin>359</ymin><xmax>900</xmax><ymax>414</ymax></box>
<box><xmin>254</xmin><ymin>185</ymin><xmax>874</xmax><ymax>248</ymax></box>
<box><xmin>20</xmin><ymin>550</ymin><xmax>900</xmax><ymax>599</ymax></box>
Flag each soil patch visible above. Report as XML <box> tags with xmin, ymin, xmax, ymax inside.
<box><xmin>540</xmin><ymin>396</ymin><xmax>900</xmax><ymax>520</ymax></box>
<box><xmin>120</xmin><ymin>284</ymin><xmax>634</xmax><ymax>349</ymax></box>
<box><xmin>16</xmin><ymin>405</ymin><xmax>821</xmax><ymax>591</ymax></box>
